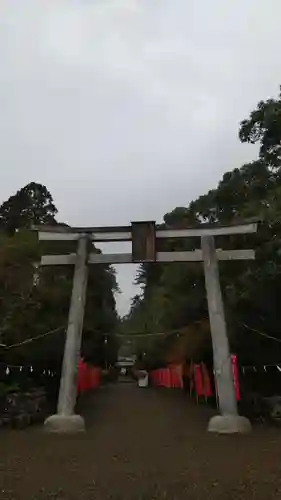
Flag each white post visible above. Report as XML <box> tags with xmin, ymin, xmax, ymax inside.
<box><xmin>44</xmin><ymin>235</ymin><xmax>88</xmax><ymax>432</ymax></box>
<box><xmin>201</xmin><ymin>235</ymin><xmax>251</xmax><ymax>433</ymax></box>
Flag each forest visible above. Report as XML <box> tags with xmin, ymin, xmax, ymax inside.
<box><xmin>121</xmin><ymin>85</ymin><xmax>281</xmax><ymax>370</ymax></box>
<box><xmin>0</xmin><ymin>182</ymin><xmax>119</xmax><ymax>397</ymax></box>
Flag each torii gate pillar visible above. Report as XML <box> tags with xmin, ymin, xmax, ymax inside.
<box><xmin>201</xmin><ymin>235</ymin><xmax>251</xmax><ymax>434</ymax></box>
<box><xmin>45</xmin><ymin>235</ymin><xmax>88</xmax><ymax>433</ymax></box>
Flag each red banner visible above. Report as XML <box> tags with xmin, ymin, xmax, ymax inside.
<box><xmin>201</xmin><ymin>363</ymin><xmax>213</xmax><ymax>397</ymax></box>
<box><xmin>150</xmin><ymin>366</ymin><xmax>183</xmax><ymax>388</ymax></box>
<box><xmin>77</xmin><ymin>359</ymin><xmax>101</xmax><ymax>394</ymax></box>
<box><xmin>194</xmin><ymin>364</ymin><xmax>205</xmax><ymax>397</ymax></box>
<box><xmin>169</xmin><ymin>365</ymin><xmax>183</xmax><ymax>388</ymax></box>
<box><xmin>231</xmin><ymin>354</ymin><xmax>241</xmax><ymax>401</ymax></box>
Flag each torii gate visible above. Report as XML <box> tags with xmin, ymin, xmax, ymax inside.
<box><xmin>34</xmin><ymin>220</ymin><xmax>257</xmax><ymax>434</ymax></box>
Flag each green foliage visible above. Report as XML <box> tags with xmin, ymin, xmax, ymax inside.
<box><xmin>0</xmin><ymin>182</ymin><xmax>57</xmax><ymax>235</ymax></box>
<box><xmin>0</xmin><ymin>184</ymin><xmax>119</xmax><ymax>384</ymax></box>
<box><xmin>239</xmin><ymin>86</ymin><xmax>281</xmax><ymax>168</ymax></box>
<box><xmin>123</xmin><ymin>86</ymin><xmax>281</xmax><ymax>367</ymax></box>
<box><xmin>0</xmin><ymin>381</ymin><xmax>20</xmax><ymax>397</ymax></box>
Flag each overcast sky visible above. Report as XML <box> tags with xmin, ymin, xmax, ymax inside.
<box><xmin>1</xmin><ymin>0</ymin><xmax>281</xmax><ymax>315</ymax></box>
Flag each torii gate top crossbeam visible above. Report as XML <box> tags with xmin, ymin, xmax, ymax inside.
<box><xmin>34</xmin><ymin>221</ymin><xmax>258</xmax><ymax>242</ymax></box>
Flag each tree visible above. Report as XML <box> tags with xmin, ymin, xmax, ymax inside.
<box><xmin>0</xmin><ymin>182</ymin><xmax>57</xmax><ymax>235</ymax></box>
<box><xmin>123</xmin><ymin>86</ymin><xmax>281</xmax><ymax>367</ymax></box>
<box><xmin>239</xmin><ymin>86</ymin><xmax>281</xmax><ymax>168</ymax></box>
<box><xmin>0</xmin><ymin>183</ymin><xmax>119</xmax><ymax>391</ymax></box>
<box><xmin>0</xmin><ymin>230</ymin><xmax>40</xmax><ymax>346</ymax></box>
<box><xmin>0</xmin><ymin>235</ymin><xmax>120</xmax><ymax>371</ymax></box>
<box><xmin>82</xmin><ymin>263</ymin><xmax>119</xmax><ymax>366</ymax></box>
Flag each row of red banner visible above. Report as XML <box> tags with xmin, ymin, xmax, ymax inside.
<box><xmin>149</xmin><ymin>355</ymin><xmax>241</xmax><ymax>401</ymax></box>
<box><xmin>189</xmin><ymin>356</ymin><xmax>240</xmax><ymax>400</ymax></box>
<box><xmin>76</xmin><ymin>355</ymin><xmax>241</xmax><ymax>401</ymax></box>
<box><xmin>150</xmin><ymin>365</ymin><xmax>184</xmax><ymax>388</ymax></box>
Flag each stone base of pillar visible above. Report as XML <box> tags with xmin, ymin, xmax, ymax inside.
<box><xmin>207</xmin><ymin>415</ymin><xmax>251</xmax><ymax>434</ymax></box>
<box><xmin>44</xmin><ymin>414</ymin><xmax>85</xmax><ymax>433</ymax></box>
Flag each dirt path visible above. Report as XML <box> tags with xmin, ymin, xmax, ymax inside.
<box><xmin>1</xmin><ymin>383</ymin><xmax>281</xmax><ymax>499</ymax></box>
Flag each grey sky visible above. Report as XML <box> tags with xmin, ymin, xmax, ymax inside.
<box><xmin>1</xmin><ymin>0</ymin><xmax>281</xmax><ymax>315</ymax></box>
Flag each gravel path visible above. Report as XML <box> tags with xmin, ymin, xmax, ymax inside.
<box><xmin>1</xmin><ymin>383</ymin><xmax>281</xmax><ymax>499</ymax></box>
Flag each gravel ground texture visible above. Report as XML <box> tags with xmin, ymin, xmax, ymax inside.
<box><xmin>1</xmin><ymin>383</ymin><xmax>281</xmax><ymax>500</ymax></box>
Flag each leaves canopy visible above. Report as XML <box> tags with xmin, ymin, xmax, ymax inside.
<box><xmin>122</xmin><ymin>86</ymin><xmax>281</xmax><ymax>368</ymax></box>
<box><xmin>0</xmin><ymin>182</ymin><xmax>57</xmax><ymax>235</ymax></box>
<box><xmin>0</xmin><ymin>184</ymin><xmax>119</xmax><ymax>381</ymax></box>
<box><xmin>239</xmin><ymin>86</ymin><xmax>281</xmax><ymax>168</ymax></box>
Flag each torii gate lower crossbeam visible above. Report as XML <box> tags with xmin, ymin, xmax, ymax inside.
<box><xmin>34</xmin><ymin>221</ymin><xmax>257</xmax><ymax>434</ymax></box>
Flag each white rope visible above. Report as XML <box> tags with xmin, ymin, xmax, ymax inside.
<box><xmin>2</xmin><ymin>325</ymin><xmax>65</xmax><ymax>350</ymax></box>
<box><xmin>240</xmin><ymin>321</ymin><xmax>281</xmax><ymax>343</ymax></box>
<box><xmin>116</xmin><ymin>325</ymin><xmax>189</xmax><ymax>338</ymax></box>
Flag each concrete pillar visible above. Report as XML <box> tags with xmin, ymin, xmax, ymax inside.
<box><xmin>44</xmin><ymin>235</ymin><xmax>88</xmax><ymax>433</ymax></box>
<box><xmin>201</xmin><ymin>235</ymin><xmax>251</xmax><ymax>434</ymax></box>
